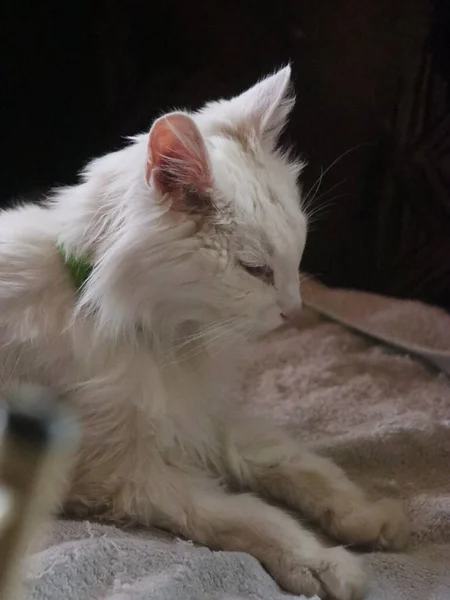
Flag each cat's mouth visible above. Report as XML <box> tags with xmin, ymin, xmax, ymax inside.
<box><xmin>253</xmin><ymin>322</ymin><xmax>289</xmax><ymax>342</ymax></box>
<box><xmin>256</xmin><ymin>315</ymin><xmax>306</xmax><ymax>341</ymax></box>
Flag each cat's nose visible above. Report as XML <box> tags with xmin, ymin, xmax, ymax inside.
<box><xmin>280</xmin><ymin>304</ymin><xmax>303</xmax><ymax>326</ymax></box>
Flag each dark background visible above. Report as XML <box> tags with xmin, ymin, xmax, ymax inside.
<box><xmin>2</xmin><ymin>0</ymin><xmax>449</xmax><ymax>309</ymax></box>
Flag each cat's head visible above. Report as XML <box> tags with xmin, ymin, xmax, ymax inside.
<box><xmin>78</xmin><ymin>66</ymin><xmax>307</xmax><ymax>345</ymax></box>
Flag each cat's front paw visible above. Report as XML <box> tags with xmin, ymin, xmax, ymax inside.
<box><xmin>327</xmin><ymin>498</ymin><xmax>410</xmax><ymax>551</ymax></box>
<box><xmin>276</xmin><ymin>546</ymin><xmax>366</xmax><ymax>600</ymax></box>
<box><xmin>317</xmin><ymin>547</ymin><xmax>367</xmax><ymax>600</ymax></box>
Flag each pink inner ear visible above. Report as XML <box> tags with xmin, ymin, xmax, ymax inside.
<box><xmin>146</xmin><ymin>113</ymin><xmax>211</xmax><ymax>198</ymax></box>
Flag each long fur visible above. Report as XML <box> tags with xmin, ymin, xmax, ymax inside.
<box><xmin>0</xmin><ymin>67</ymin><xmax>408</xmax><ymax>599</ymax></box>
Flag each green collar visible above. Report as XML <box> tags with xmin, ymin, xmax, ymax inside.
<box><xmin>59</xmin><ymin>244</ymin><xmax>149</xmax><ymax>339</ymax></box>
<box><xmin>58</xmin><ymin>244</ymin><xmax>93</xmax><ymax>292</ymax></box>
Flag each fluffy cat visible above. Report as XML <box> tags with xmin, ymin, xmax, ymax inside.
<box><xmin>0</xmin><ymin>66</ymin><xmax>409</xmax><ymax>599</ymax></box>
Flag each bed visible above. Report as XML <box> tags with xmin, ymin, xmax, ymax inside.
<box><xmin>23</xmin><ymin>280</ymin><xmax>450</xmax><ymax>600</ymax></box>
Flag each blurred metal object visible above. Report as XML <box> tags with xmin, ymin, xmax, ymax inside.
<box><xmin>0</xmin><ymin>384</ymin><xmax>79</xmax><ymax>599</ymax></box>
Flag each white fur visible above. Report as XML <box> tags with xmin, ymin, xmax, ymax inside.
<box><xmin>0</xmin><ymin>67</ymin><xmax>408</xmax><ymax>599</ymax></box>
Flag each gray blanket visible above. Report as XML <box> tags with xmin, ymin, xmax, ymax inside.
<box><xmin>25</xmin><ymin>283</ymin><xmax>450</xmax><ymax>600</ymax></box>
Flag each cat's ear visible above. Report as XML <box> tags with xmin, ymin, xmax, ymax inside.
<box><xmin>232</xmin><ymin>65</ymin><xmax>294</xmax><ymax>145</ymax></box>
<box><xmin>146</xmin><ymin>112</ymin><xmax>212</xmax><ymax>209</ymax></box>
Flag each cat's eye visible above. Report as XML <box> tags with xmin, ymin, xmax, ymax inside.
<box><xmin>239</xmin><ymin>262</ymin><xmax>274</xmax><ymax>286</ymax></box>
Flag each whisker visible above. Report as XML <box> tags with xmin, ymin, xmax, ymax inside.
<box><xmin>302</xmin><ymin>166</ymin><xmax>324</xmax><ymax>207</ymax></box>
<box><xmin>306</xmin><ymin>194</ymin><xmax>352</xmax><ymax>228</ymax></box>
<box><xmin>170</xmin><ymin>317</ymin><xmax>236</xmax><ymax>352</ymax></box>
<box><xmin>302</xmin><ymin>143</ymin><xmax>369</xmax><ymax>209</ymax></box>
<box><xmin>167</xmin><ymin>320</ymin><xmax>240</xmax><ymax>365</ymax></box>
<box><xmin>303</xmin><ymin>177</ymin><xmax>349</xmax><ymax>216</ymax></box>
<box><xmin>206</xmin><ymin>323</ymin><xmax>249</xmax><ymax>360</ymax></box>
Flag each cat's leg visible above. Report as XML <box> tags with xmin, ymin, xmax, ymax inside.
<box><xmin>224</xmin><ymin>421</ymin><xmax>409</xmax><ymax>550</ymax></box>
<box><xmin>130</xmin><ymin>473</ymin><xmax>366</xmax><ymax>600</ymax></box>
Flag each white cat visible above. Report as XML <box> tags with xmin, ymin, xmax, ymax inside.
<box><xmin>0</xmin><ymin>67</ymin><xmax>408</xmax><ymax>599</ymax></box>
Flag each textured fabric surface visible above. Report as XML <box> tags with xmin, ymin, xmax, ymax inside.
<box><xmin>25</xmin><ymin>288</ymin><xmax>450</xmax><ymax>600</ymax></box>
<box><xmin>303</xmin><ymin>278</ymin><xmax>450</xmax><ymax>375</ymax></box>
